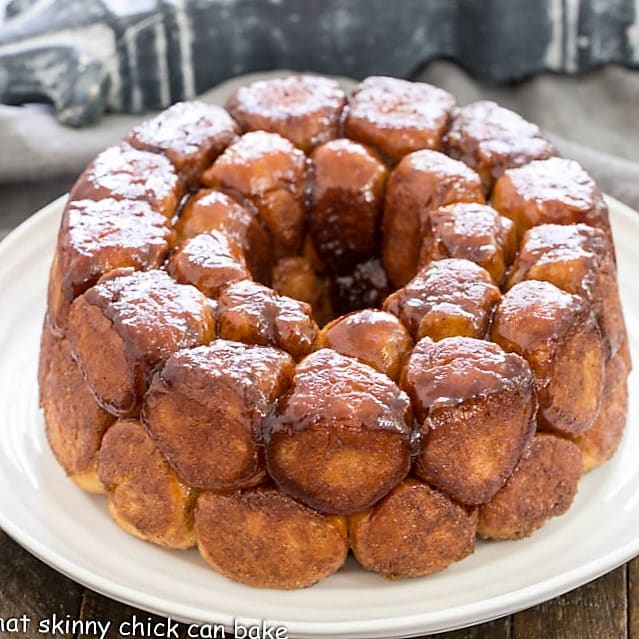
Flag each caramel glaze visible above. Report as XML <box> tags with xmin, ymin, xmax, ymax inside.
<box><xmin>127</xmin><ymin>101</ymin><xmax>239</xmax><ymax>187</ymax></box>
<box><xmin>315</xmin><ymin>309</ymin><xmax>413</xmax><ymax>381</ymax></box>
<box><xmin>401</xmin><ymin>336</ymin><xmax>536</xmax><ymax>505</ymax></box>
<box><xmin>330</xmin><ymin>257</ymin><xmax>391</xmax><ymax>317</ymax></box>
<box><xmin>48</xmin><ymin>198</ymin><xmax>175</xmax><ymax>335</ymax></box>
<box><xmin>98</xmin><ymin>419</ymin><xmax>197</xmax><ymax>549</ymax></box>
<box><xmin>142</xmin><ymin>340</ymin><xmax>294</xmax><ymax>490</ymax></box>
<box><xmin>174</xmin><ymin>188</ymin><xmax>273</xmax><ymax>284</ymax></box>
<box><xmin>217</xmin><ymin>279</ymin><xmax>318</xmax><ymax>360</ymax></box>
<box><xmin>226</xmin><ymin>74</ymin><xmax>346</xmax><ymax>153</ymax></box>
<box><xmin>492</xmin><ymin>157</ymin><xmax>612</xmax><ymax>242</ymax></box>
<box><xmin>344</xmin><ymin>76</ymin><xmax>457</xmax><ymax>163</ymax></box>
<box><xmin>383</xmin><ymin>258</ymin><xmax>500</xmax><ymax>341</ymax></box>
<box><xmin>195</xmin><ymin>484</ymin><xmax>348</xmax><ymax>589</ymax></box>
<box><xmin>477</xmin><ymin>433</ymin><xmax>582</xmax><ymax>540</ymax></box>
<box><xmin>168</xmin><ymin>230</ymin><xmax>250</xmax><ymax>298</ymax></box>
<box><xmin>310</xmin><ymin>139</ymin><xmax>388</xmax><ymax>272</ymax></box>
<box><xmin>68</xmin><ymin>143</ymin><xmax>184</xmax><ymax>217</ymax></box>
<box><xmin>507</xmin><ymin>223</ymin><xmax>626</xmax><ymax>359</ymax></box>
<box><xmin>67</xmin><ymin>269</ymin><xmax>215</xmax><ymax>417</ymax></box>
<box><xmin>265</xmin><ymin>348</ymin><xmax>413</xmax><ymax>515</ymax></box>
<box><xmin>421</xmin><ymin>202</ymin><xmax>517</xmax><ymax>284</ymax></box>
<box><xmin>491</xmin><ymin>280</ymin><xmax>605</xmax><ymax>436</ymax></box>
<box><xmin>382</xmin><ymin>149</ymin><xmax>485</xmax><ymax>288</ymax></box>
<box><xmin>349</xmin><ymin>477</ymin><xmax>477</xmax><ymax>579</ymax></box>
<box><xmin>202</xmin><ymin>131</ymin><xmax>307</xmax><ymax>257</ymax></box>
<box><xmin>446</xmin><ymin>100</ymin><xmax>556</xmax><ymax>192</ymax></box>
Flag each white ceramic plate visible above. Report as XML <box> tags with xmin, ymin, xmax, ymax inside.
<box><xmin>0</xmin><ymin>194</ymin><xmax>638</xmax><ymax>639</ymax></box>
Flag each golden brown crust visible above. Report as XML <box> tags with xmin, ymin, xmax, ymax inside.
<box><xmin>68</xmin><ymin>143</ymin><xmax>183</xmax><ymax>217</ymax></box>
<box><xmin>98</xmin><ymin>419</ymin><xmax>196</xmax><ymax>549</ymax></box>
<box><xmin>382</xmin><ymin>150</ymin><xmax>485</xmax><ymax>287</ymax></box>
<box><xmin>507</xmin><ymin>223</ymin><xmax>626</xmax><ymax>358</ymax></box>
<box><xmin>226</xmin><ymin>74</ymin><xmax>346</xmax><ymax>152</ymax></box>
<box><xmin>195</xmin><ymin>485</ymin><xmax>348</xmax><ymax>589</ymax></box>
<box><xmin>143</xmin><ymin>340</ymin><xmax>294</xmax><ymax>490</ymax></box>
<box><xmin>344</xmin><ymin>76</ymin><xmax>457</xmax><ymax>162</ymax></box>
<box><xmin>571</xmin><ymin>351</ymin><xmax>629</xmax><ymax>472</ymax></box>
<box><xmin>491</xmin><ymin>280</ymin><xmax>605</xmax><ymax>436</ymax></box>
<box><xmin>477</xmin><ymin>433</ymin><xmax>582</xmax><ymax>540</ymax></box>
<box><xmin>127</xmin><ymin>101</ymin><xmax>239</xmax><ymax>186</ymax></box>
<box><xmin>315</xmin><ymin>309</ymin><xmax>413</xmax><ymax>381</ymax></box>
<box><xmin>67</xmin><ymin>269</ymin><xmax>215</xmax><ymax>416</ymax></box>
<box><xmin>202</xmin><ymin>131</ymin><xmax>306</xmax><ymax>257</ymax></box>
<box><xmin>445</xmin><ymin>100</ymin><xmax>556</xmax><ymax>190</ymax></box>
<box><xmin>310</xmin><ymin>139</ymin><xmax>388</xmax><ymax>271</ymax></box>
<box><xmin>492</xmin><ymin>157</ymin><xmax>611</xmax><ymax>241</ymax></box>
<box><xmin>349</xmin><ymin>478</ymin><xmax>477</xmax><ymax>578</ymax></box>
<box><xmin>167</xmin><ymin>230</ymin><xmax>250</xmax><ymax>298</ymax></box>
<box><xmin>217</xmin><ymin>279</ymin><xmax>318</xmax><ymax>359</ymax></box>
<box><xmin>420</xmin><ymin>202</ymin><xmax>517</xmax><ymax>284</ymax></box>
<box><xmin>265</xmin><ymin>349</ymin><xmax>412</xmax><ymax>515</ymax></box>
<box><xmin>383</xmin><ymin>258</ymin><xmax>500</xmax><ymax>341</ymax></box>
<box><xmin>39</xmin><ymin>321</ymin><xmax>114</xmax><ymax>494</ymax></box>
<box><xmin>401</xmin><ymin>337</ymin><xmax>537</xmax><ymax>505</ymax></box>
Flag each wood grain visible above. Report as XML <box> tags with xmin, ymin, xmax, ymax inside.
<box><xmin>430</xmin><ymin>617</ymin><xmax>511</xmax><ymax>638</ymax></box>
<box><xmin>629</xmin><ymin>556</ymin><xmax>639</xmax><ymax>639</ymax></box>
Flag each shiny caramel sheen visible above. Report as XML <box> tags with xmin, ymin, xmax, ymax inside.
<box><xmin>401</xmin><ymin>336</ymin><xmax>536</xmax><ymax>505</ymax></box>
<box><xmin>310</xmin><ymin>139</ymin><xmax>388</xmax><ymax>272</ymax></box>
<box><xmin>68</xmin><ymin>269</ymin><xmax>215</xmax><ymax>417</ymax></box>
<box><xmin>202</xmin><ymin>131</ymin><xmax>306</xmax><ymax>256</ymax></box>
<box><xmin>217</xmin><ymin>279</ymin><xmax>318</xmax><ymax>359</ymax></box>
<box><xmin>143</xmin><ymin>340</ymin><xmax>294</xmax><ymax>490</ymax></box>
<box><xmin>127</xmin><ymin>101</ymin><xmax>238</xmax><ymax>186</ymax></box>
<box><xmin>226</xmin><ymin>74</ymin><xmax>346</xmax><ymax>152</ymax></box>
<box><xmin>383</xmin><ymin>258</ymin><xmax>500</xmax><ymax>341</ymax></box>
<box><xmin>382</xmin><ymin>150</ymin><xmax>485</xmax><ymax>287</ymax></box>
<box><xmin>446</xmin><ymin>100</ymin><xmax>556</xmax><ymax>190</ymax></box>
<box><xmin>345</xmin><ymin>76</ymin><xmax>456</xmax><ymax>162</ymax></box>
<box><xmin>315</xmin><ymin>309</ymin><xmax>413</xmax><ymax>381</ymax></box>
<box><xmin>265</xmin><ymin>349</ymin><xmax>412</xmax><ymax>515</ymax></box>
<box><xmin>478</xmin><ymin>433</ymin><xmax>582</xmax><ymax>539</ymax></box>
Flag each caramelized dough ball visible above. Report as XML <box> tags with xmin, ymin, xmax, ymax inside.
<box><xmin>507</xmin><ymin>223</ymin><xmax>626</xmax><ymax>358</ymax></box>
<box><xmin>491</xmin><ymin>280</ymin><xmax>605</xmax><ymax>436</ymax></box>
<box><xmin>68</xmin><ymin>143</ymin><xmax>183</xmax><ymax>217</ymax></box>
<box><xmin>349</xmin><ymin>478</ymin><xmax>477</xmax><ymax>578</ymax></box>
<box><xmin>421</xmin><ymin>203</ymin><xmax>517</xmax><ymax>284</ymax></box>
<box><xmin>38</xmin><ymin>323</ymin><xmax>114</xmax><ymax>493</ymax></box>
<box><xmin>383</xmin><ymin>258</ymin><xmax>500</xmax><ymax>341</ymax></box>
<box><xmin>310</xmin><ymin>139</ymin><xmax>387</xmax><ymax>271</ymax></box>
<box><xmin>217</xmin><ymin>280</ymin><xmax>318</xmax><ymax>359</ymax></box>
<box><xmin>202</xmin><ymin>131</ymin><xmax>306</xmax><ymax>256</ymax></box>
<box><xmin>195</xmin><ymin>485</ymin><xmax>348</xmax><ymax>589</ymax></box>
<box><xmin>316</xmin><ymin>309</ymin><xmax>413</xmax><ymax>381</ymax></box>
<box><xmin>492</xmin><ymin>157</ymin><xmax>611</xmax><ymax>241</ymax></box>
<box><xmin>98</xmin><ymin>419</ymin><xmax>196</xmax><ymax>549</ymax></box>
<box><xmin>344</xmin><ymin>76</ymin><xmax>456</xmax><ymax>162</ymax></box>
<box><xmin>167</xmin><ymin>230</ymin><xmax>250</xmax><ymax>298</ymax></box>
<box><xmin>331</xmin><ymin>257</ymin><xmax>391</xmax><ymax>316</ymax></box>
<box><xmin>47</xmin><ymin>198</ymin><xmax>175</xmax><ymax>334</ymax></box>
<box><xmin>572</xmin><ymin>350</ymin><xmax>629</xmax><ymax>473</ymax></box>
<box><xmin>68</xmin><ymin>269</ymin><xmax>215</xmax><ymax>417</ymax></box>
<box><xmin>382</xmin><ymin>150</ymin><xmax>485</xmax><ymax>287</ymax></box>
<box><xmin>175</xmin><ymin>188</ymin><xmax>272</xmax><ymax>283</ymax></box>
<box><xmin>478</xmin><ymin>434</ymin><xmax>582</xmax><ymax>540</ymax></box>
<box><xmin>265</xmin><ymin>349</ymin><xmax>412</xmax><ymax>515</ymax></box>
<box><xmin>401</xmin><ymin>337</ymin><xmax>536</xmax><ymax>505</ymax></box>
<box><xmin>127</xmin><ymin>101</ymin><xmax>238</xmax><ymax>186</ymax></box>
<box><xmin>226</xmin><ymin>74</ymin><xmax>346</xmax><ymax>152</ymax></box>
<box><xmin>143</xmin><ymin>340</ymin><xmax>294</xmax><ymax>490</ymax></box>
<box><xmin>446</xmin><ymin>101</ymin><xmax>556</xmax><ymax>190</ymax></box>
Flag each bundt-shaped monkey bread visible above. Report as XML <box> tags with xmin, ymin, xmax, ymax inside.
<box><xmin>39</xmin><ymin>74</ymin><xmax>631</xmax><ymax>589</ymax></box>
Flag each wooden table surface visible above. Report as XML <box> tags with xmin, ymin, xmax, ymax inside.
<box><xmin>1</xmin><ymin>196</ymin><xmax>637</xmax><ymax>639</ymax></box>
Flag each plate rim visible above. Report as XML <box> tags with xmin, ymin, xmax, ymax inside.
<box><xmin>0</xmin><ymin>193</ymin><xmax>637</xmax><ymax>638</ymax></box>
